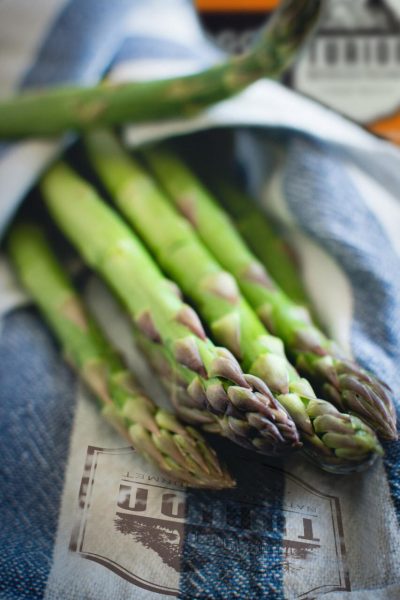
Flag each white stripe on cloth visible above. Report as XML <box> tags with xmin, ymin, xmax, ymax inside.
<box><xmin>0</xmin><ymin>256</ymin><xmax>29</xmax><ymax>325</ymax></box>
<box><xmin>0</xmin><ymin>139</ymin><xmax>63</xmax><ymax>239</ymax></box>
<box><xmin>279</xmin><ymin>231</ymin><xmax>354</xmax><ymax>356</ymax></box>
<box><xmin>109</xmin><ymin>59</ymin><xmax>207</xmax><ymax>86</ymax></box>
<box><xmin>323</xmin><ymin>582</ymin><xmax>400</xmax><ymax>600</ymax></box>
<box><xmin>0</xmin><ymin>0</ymin><xmax>68</xmax><ymax>96</ymax></box>
<box><xmin>284</xmin><ymin>453</ymin><xmax>400</xmax><ymax>598</ymax></box>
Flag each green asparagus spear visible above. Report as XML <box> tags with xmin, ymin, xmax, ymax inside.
<box><xmin>212</xmin><ymin>180</ymin><xmax>309</xmax><ymax>306</ymax></box>
<box><xmin>85</xmin><ymin>130</ymin><xmax>383</xmax><ymax>473</ymax></box>
<box><xmin>40</xmin><ymin>161</ymin><xmax>301</xmax><ymax>456</ymax></box>
<box><xmin>0</xmin><ymin>0</ymin><xmax>321</xmax><ymax>139</ymax></box>
<box><xmin>144</xmin><ymin>145</ymin><xmax>397</xmax><ymax>441</ymax></box>
<box><xmin>8</xmin><ymin>223</ymin><xmax>234</xmax><ymax>488</ymax></box>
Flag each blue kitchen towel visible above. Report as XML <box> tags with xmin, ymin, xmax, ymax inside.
<box><xmin>1</xmin><ymin>1</ymin><xmax>400</xmax><ymax>599</ymax></box>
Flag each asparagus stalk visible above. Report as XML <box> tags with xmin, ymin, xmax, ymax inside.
<box><xmin>8</xmin><ymin>223</ymin><xmax>234</xmax><ymax>488</ymax></box>
<box><xmin>0</xmin><ymin>0</ymin><xmax>321</xmax><ymax>138</ymax></box>
<box><xmin>144</xmin><ymin>146</ymin><xmax>397</xmax><ymax>441</ymax></box>
<box><xmin>212</xmin><ymin>180</ymin><xmax>309</xmax><ymax>306</ymax></box>
<box><xmin>85</xmin><ymin>130</ymin><xmax>383</xmax><ymax>473</ymax></box>
<box><xmin>40</xmin><ymin>161</ymin><xmax>301</xmax><ymax>456</ymax></box>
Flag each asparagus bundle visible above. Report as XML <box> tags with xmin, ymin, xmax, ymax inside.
<box><xmin>143</xmin><ymin>146</ymin><xmax>397</xmax><ymax>441</ymax></box>
<box><xmin>85</xmin><ymin>130</ymin><xmax>383</xmax><ymax>473</ymax></box>
<box><xmin>40</xmin><ymin>162</ymin><xmax>301</xmax><ymax>456</ymax></box>
<box><xmin>8</xmin><ymin>224</ymin><xmax>233</xmax><ymax>488</ymax></box>
<box><xmin>0</xmin><ymin>0</ymin><xmax>321</xmax><ymax>139</ymax></box>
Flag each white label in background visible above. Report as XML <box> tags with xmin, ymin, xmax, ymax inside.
<box><xmin>293</xmin><ymin>0</ymin><xmax>400</xmax><ymax>124</ymax></box>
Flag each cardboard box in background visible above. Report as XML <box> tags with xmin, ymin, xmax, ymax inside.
<box><xmin>195</xmin><ymin>0</ymin><xmax>400</xmax><ymax>144</ymax></box>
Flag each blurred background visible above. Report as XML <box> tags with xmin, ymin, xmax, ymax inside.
<box><xmin>195</xmin><ymin>0</ymin><xmax>400</xmax><ymax>144</ymax></box>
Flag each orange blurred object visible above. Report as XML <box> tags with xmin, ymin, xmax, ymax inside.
<box><xmin>195</xmin><ymin>0</ymin><xmax>278</xmax><ymax>11</ymax></box>
<box><xmin>369</xmin><ymin>112</ymin><xmax>400</xmax><ymax>146</ymax></box>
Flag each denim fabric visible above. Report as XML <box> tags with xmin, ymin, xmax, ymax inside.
<box><xmin>21</xmin><ymin>0</ymin><xmax>137</xmax><ymax>88</ymax></box>
<box><xmin>0</xmin><ymin>309</ymin><xmax>77</xmax><ymax>599</ymax></box>
<box><xmin>179</xmin><ymin>440</ymin><xmax>285</xmax><ymax>600</ymax></box>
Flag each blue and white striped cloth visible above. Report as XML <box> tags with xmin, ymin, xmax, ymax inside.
<box><xmin>1</xmin><ymin>1</ymin><xmax>400</xmax><ymax>599</ymax></box>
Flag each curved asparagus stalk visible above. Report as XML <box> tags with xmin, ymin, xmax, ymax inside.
<box><xmin>40</xmin><ymin>162</ymin><xmax>301</xmax><ymax>456</ymax></box>
<box><xmin>144</xmin><ymin>145</ymin><xmax>397</xmax><ymax>442</ymax></box>
<box><xmin>0</xmin><ymin>0</ymin><xmax>322</xmax><ymax>138</ymax></box>
<box><xmin>85</xmin><ymin>130</ymin><xmax>383</xmax><ymax>473</ymax></box>
<box><xmin>8</xmin><ymin>223</ymin><xmax>234</xmax><ymax>488</ymax></box>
